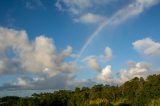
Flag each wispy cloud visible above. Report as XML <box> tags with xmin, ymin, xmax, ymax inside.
<box><xmin>55</xmin><ymin>0</ymin><xmax>115</xmax><ymax>15</ymax></box>
<box><xmin>55</xmin><ymin>0</ymin><xmax>117</xmax><ymax>25</ymax></box>
<box><xmin>74</xmin><ymin>13</ymin><xmax>105</xmax><ymax>24</ymax></box>
<box><xmin>25</xmin><ymin>0</ymin><xmax>46</xmax><ymax>10</ymax></box>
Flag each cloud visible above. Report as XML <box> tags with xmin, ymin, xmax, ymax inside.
<box><xmin>0</xmin><ymin>58</ymin><xmax>20</xmax><ymax>75</ymax></box>
<box><xmin>25</xmin><ymin>0</ymin><xmax>45</xmax><ymax>10</ymax></box>
<box><xmin>79</xmin><ymin>0</ymin><xmax>159</xmax><ymax>56</ymax></box>
<box><xmin>55</xmin><ymin>0</ymin><xmax>116</xmax><ymax>25</ymax></box>
<box><xmin>55</xmin><ymin>0</ymin><xmax>115</xmax><ymax>15</ymax></box>
<box><xmin>109</xmin><ymin>0</ymin><xmax>159</xmax><ymax>25</ymax></box>
<box><xmin>133</xmin><ymin>37</ymin><xmax>160</xmax><ymax>56</ymax></box>
<box><xmin>75</xmin><ymin>13</ymin><xmax>105</xmax><ymax>24</ymax></box>
<box><xmin>0</xmin><ymin>74</ymin><xmax>96</xmax><ymax>91</ymax></box>
<box><xmin>13</xmin><ymin>77</ymin><xmax>34</xmax><ymax>87</ymax></box>
<box><xmin>56</xmin><ymin>0</ymin><xmax>91</xmax><ymax>15</ymax></box>
<box><xmin>0</xmin><ymin>27</ymin><xmax>76</xmax><ymax>77</ymax></box>
<box><xmin>83</xmin><ymin>56</ymin><xmax>101</xmax><ymax>71</ymax></box>
<box><xmin>97</xmin><ymin>65</ymin><xmax>113</xmax><ymax>84</ymax></box>
<box><xmin>96</xmin><ymin>61</ymin><xmax>152</xmax><ymax>85</ymax></box>
<box><xmin>118</xmin><ymin>61</ymin><xmax>151</xmax><ymax>83</ymax></box>
<box><xmin>0</xmin><ymin>27</ymin><xmax>97</xmax><ymax>91</ymax></box>
<box><xmin>100</xmin><ymin>47</ymin><xmax>113</xmax><ymax>62</ymax></box>
<box><xmin>0</xmin><ymin>61</ymin><xmax>152</xmax><ymax>90</ymax></box>
<box><xmin>0</xmin><ymin>75</ymin><xmax>68</xmax><ymax>90</ymax></box>
<box><xmin>55</xmin><ymin>0</ymin><xmax>160</xmax><ymax>55</ymax></box>
<box><xmin>83</xmin><ymin>46</ymin><xmax>113</xmax><ymax>71</ymax></box>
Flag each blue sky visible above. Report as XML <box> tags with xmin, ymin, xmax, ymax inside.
<box><xmin>0</xmin><ymin>0</ymin><xmax>160</xmax><ymax>96</ymax></box>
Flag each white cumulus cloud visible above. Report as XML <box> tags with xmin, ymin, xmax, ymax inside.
<box><xmin>118</xmin><ymin>61</ymin><xmax>151</xmax><ymax>83</ymax></box>
<box><xmin>0</xmin><ymin>27</ymin><xmax>76</xmax><ymax>77</ymax></box>
<box><xmin>97</xmin><ymin>65</ymin><xmax>113</xmax><ymax>84</ymax></box>
<box><xmin>133</xmin><ymin>37</ymin><xmax>160</xmax><ymax>56</ymax></box>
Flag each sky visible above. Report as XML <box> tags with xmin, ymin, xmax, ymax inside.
<box><xmin>0</xmin><ymin>0</ymin><xmax>160</xmax><ymax>96</ymax></box>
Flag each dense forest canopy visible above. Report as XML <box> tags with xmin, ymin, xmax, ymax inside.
<box><xmin>0</xmin><ymin>74</ymin><xmax>160</xmax><ymax>106</ymax></box>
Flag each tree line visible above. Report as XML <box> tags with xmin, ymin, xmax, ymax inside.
<box><xmin>0</xmin><ymin>74</ymin><xmax>160</xmax><ymax>106</ymax></box>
